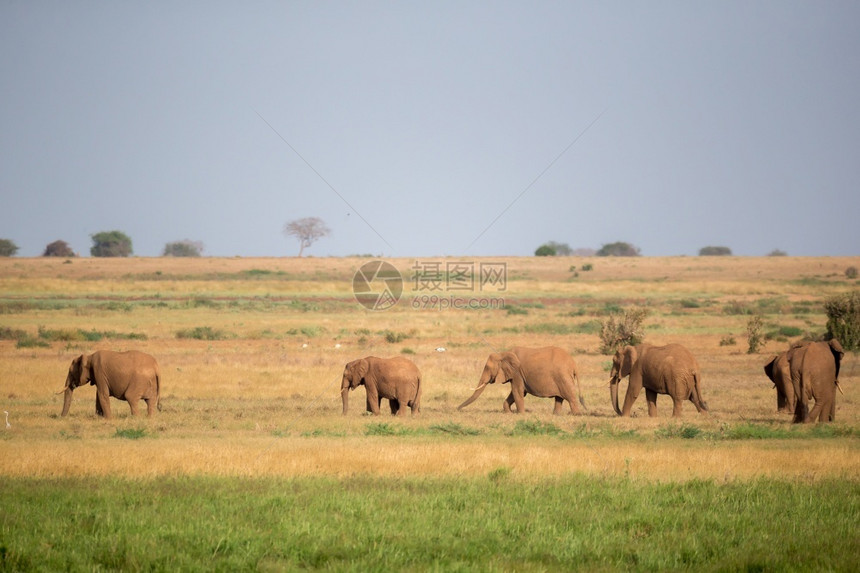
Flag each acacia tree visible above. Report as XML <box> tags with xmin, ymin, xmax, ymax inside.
<box><xmin>699</xmin><ymin>246</ymin><xmax>732</xmax><ymax>256</ymax></box>
<box><xmin>596</xmin><ymin>241</ymin><xmax>640</xmax><ymax>257</ymax></box>
<box><xmin>43</xmin><ymin>240</ymin><xmax>76</xmax><ymax>257</ymax></box>
<box><xmin>0</xmin><ymin>239</ymin><xmax>19</xmax><ymax>257</ymax></box>
<box><xmin>163</xmin><ymin>240</ymin><xmax>204</xmax><ymax>257</ymax></box>
<box><xmin>90</xmin><ymin>231</ymin><xmax>133</xmax><ymax>257</ymax></box>
<box><xmin>283</xmin><ymin>217</ymin><xmax>330</xmax><ymax>257</ymax></box>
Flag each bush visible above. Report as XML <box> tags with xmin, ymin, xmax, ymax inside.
<box><xmin>596</xmin><ymin>241</ymin><xmax>640</xmax><ymax>257</ymax></box>
<box><xmin>825</xmin><ymin>291</ymin><xmax>860</xmax><ymax>351</ymax></box>
<box><xmin>384</xmin><ymin>330</ymin><xmax>410</xmax><ymax>343</ymax></box>
<box><xmin>176</xmin><ymin>326</ymin><xmax>229</xmax><ymax>340</ymax></box>
<box><xmin>698</xmin><ymin>246</ymin><xmax>732</xmax><ymax>256</ymax></box>
<box><xmin>599</xmin><ymin>307</ymin><xmax>647</xmax><ymax>354</ymax></box>
<box><xmin>846</xmin><ymin>266</ymin><xmax>858</xmax><ymax>280</ymax></box>
<box><xmin>163</xmin><ymin>240</ymin><xmax>204</xmax><ymax>257</ymax></box>
<box><xmin>43</xmin><ymin>240</ymin><xmax>76</xmax><ymax>257</ymax></box>
<box><xmin>90</xmin><ymin>231</ymin><xmax>133</xmax><ymax>257</ymax></box>
<box><xmin>0</xmin><ymin>239</ymin><xmax>19</xmax><ymax>257</ymax></box>
<box><xmin>746</xmin><ymin>314</ymin><xmax>766</xmax><ymax>354</ymax></box>
<box><xmin>534</xmin><ymin>244</ymin><xmax>556</xmax><ymax>257</ymax></box>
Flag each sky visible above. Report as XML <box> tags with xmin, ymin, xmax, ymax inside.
<box><xmin>1</xmin><ymin>1</ymin><xmax>858</xmax><ymax>258</ymax></box>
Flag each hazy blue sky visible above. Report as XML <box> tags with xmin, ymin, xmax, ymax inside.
<box><xmin>2</xmin><ymin>2</ymin><xmax>858</xmax><ymax>257</ymax></box>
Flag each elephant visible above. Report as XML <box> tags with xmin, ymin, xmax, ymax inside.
<box><xmin>764</xmin><ymin>348</ymin><xmax>796</xmax><ymax>414</ymax></box>
<box><xmin>457</xmin><ymin>346</ymin><xmax>585</xmax><ymax>414</ymax></box>
<box><xmin>60</xmin><ymin>350</ymin><xmax>161</xmax><ymax>419</ymax></box>
<box><xmin>341</xmin><ymin>356</ymin><xmax>422</xmax><ymax>416</ymax></box>
<box><xmin>788</xmin><ymin>339</ymin><xmax>844</xmax><ymax>423</ymax></box>
<box><xmin>609</xmin><ymin>343</ymin><xmax>707</xmax><ymax>417</ymax></box>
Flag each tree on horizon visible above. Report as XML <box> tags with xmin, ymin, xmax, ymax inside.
<box><xmin>283</xmin><ymin>217</ymin><xmax>330</xmax><ymax>257</ymax></box>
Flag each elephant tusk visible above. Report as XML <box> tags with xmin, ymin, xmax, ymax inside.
<box><xmin>472</xmin><ymin>382</ymin><xmax>487</xmax><ymax>392</ymax></box>
<box><xmin>836</xmin><ymin>381</ymin><xmax>845</xmax><ymax>396</ymax></box>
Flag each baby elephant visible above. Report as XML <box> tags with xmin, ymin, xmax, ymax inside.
<box><xmin>60</xmin><ymin>350</ymin><xmax>161</xmax><ymax>419</ymax></box>
<box><xmin>341</xmin><ymin>356</ymin><xmax>422</xmax><ymax>415</ymax></box>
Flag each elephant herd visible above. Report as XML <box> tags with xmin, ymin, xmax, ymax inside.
<box><xmin>60</xmin><ymin>339</ymin><xmax>846</xmax><ymax>424</ymax></box>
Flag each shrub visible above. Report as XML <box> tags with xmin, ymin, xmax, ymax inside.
<box><xmin>534</xmin><ymin>244</ymin><xmax>556</xmax><ymax>257</ymax></box>
<box><xmin>596</xmin><ymin>241</ymin><xmax>640</xmax><ymax>257</ymax></box>
<box><xmin>0</xmin><ymin>239</ymin><xmax>19</xmax><ymax>257</ymax></box>
<box><xmin>90</xmin><ymin>231</ymin><xmax>133</xmax><ymax>257</ymax></box>
<box><xmin>825</xmin><ymin>291</ymin><xmax>860</xmax><ymax>351</ymax></box>
<box><xmin>176</xmin><ymin>326</ymin><xmax>228</xmax><ymax>340</ymax></box>
<box><xmin>43</xmin><ymin>240</ymin><xmax>76</xmax><ymax>257</ymax></box>
<box><xmin>698</xmin><ymin>246</ymin><xmax>732</xmax><ymax>256</ymax></box>
<box><xmin>163</xmin><ymin>240</ymin><xmax>204</xmax><ymax>257</ymax></box>
<box><xmin>746</xmin><ymin>314</ymin><xmax>765</xmax><ymax>354</ymax></box>
<box><xmin>599</xmin><ymin>307</ymin><xmax>648</xmax><ymax>354</ymax></box>
<box><xmin>846</xmin><ymin>266</ymin><xmax>858</xmax><ymax>280</ymax></box>
<box><xmin>384</xmin><ymin>330</ymin><xmax>410</xmax><ymax>343</ymax></box>
<box><xmin>509</xmin><ymin>420</ymin><xmax>563</xmax><ymax>436</ymax></box>
<box><xmin>581</xmin><ymin>263</ymin><xmax>593</xmax><ymax>271</ymax></box>
<box><xmin>719</xmin><ymin>335</ymin><xmax>736</xmax><ymax>346</ymax></box>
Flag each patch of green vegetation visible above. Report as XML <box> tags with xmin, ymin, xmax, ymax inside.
<box><xmin>427</xmin><ymin>422</ymin><xmax>482</xmax><ymax>436</ymax></box>
<box><xmin>176</xmin><ymin>326</ymin><xmax>230</xmax><ymax>340</ymax></box>
<box><xmin>655</xmin><ymin>423</ymin><xmax>703</xmax><ymax>439</ymax></box>
<box><xmin>0</xmin><ymin>475</ymin><xmax>856</xmax><ymax>571</ymax></box>
<box><xmin>113</xmin><ymin>428</ymin><xmax>147</xmax><ymax>440</ymax></box>
<box><xmin>364</xmin><ymin>422</ymin><xmax>413</xmax><ymax>436</ymax></box>
<box><xmin>509</xmin><ymin>419</ymin><xmax>563</xmax><ymax>436</ymax></box>
<box><xmin>505</xmin><ymin>305</ymin><xmax>529</xmax><ymax>316</ymax></box>
<box><xmin>383</xmin><ymin>330</ymin><xmax>410</xmax><ymax>343</ymax></box>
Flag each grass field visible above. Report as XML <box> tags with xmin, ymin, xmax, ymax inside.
<box><xmin>1</xmin><ymin>255</ymin><xmax>858</xmax><ymax>570</ymax></box>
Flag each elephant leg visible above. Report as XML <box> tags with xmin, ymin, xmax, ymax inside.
<box><xmin>621</xmin><ymin>384</ymin><xmax>642</xmax><ymax>417</ymax></box>
<box><xmin>145</xmin><ymin>398</ymin><xmax>156</xmax><ymax>416</ymax></box>
<box><xmin>561</xmin><ymin>384</ymin><xmax>581</xmax><ymax>415</ymax></box>
<box><xmin>553</xmin><ymin>397</ymin><xmax>564</xmax><ymax>415</ymax></box>
<box><xmin>671</xmin><ymin>397</ymin><xmax>685</xmax><ymax>418</ymax></box>
<box><xmin>645</xmin><ymin>388</ymin><xmax>659</xmax><ymax>417</ymax></box>
<box><xmin>390</xmin><ymin>398</ymin><xmax>402</xmax><ymax>416</ymax></box>
<box><xmin>128</xmin><ymin>399</ymin><xmax>140</xmax><ymax>416</ymax></box>
<box><xmin>366</xmin><ymin>389</ymin><xmax>381</xmax><ymax>415</ymax></box>
<box><xmin>96</xmin><ymin>390</ymin><xmax>112</xmax><ymax>419</ymax></box>
<box><xmin>806</xmin><ymin>400</ymin><xmax>824</xmax><ymax>424</ymax></box>
<box><xmin>503</xmin><ymin>393</ymin><xmax>515</xmax><ymax>413</ymax></box>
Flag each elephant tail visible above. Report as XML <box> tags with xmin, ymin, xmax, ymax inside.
<box><xmin>409</xmin><ymin>373</ymin><xmax>422</xmax><ymax>413</ymax></box>
<box><xmin>156</xmin><ymin>367</ymin><xmax>162</xmax><ymax>412</ymax></box>
<box><xmin>693</xmin><ymin>371</ymin><xmax>708</xmax><ymax>412</ymax></box>
<box><xmin>574</xmin><ymin>372</ymin><xmax>587</xmax><ymax>411</ymax></box>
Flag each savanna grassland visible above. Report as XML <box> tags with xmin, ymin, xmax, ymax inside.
<box><xmin>1</xmin><ymin>255</ymin><xmax>858</xmax><ymax>571</ymax></box>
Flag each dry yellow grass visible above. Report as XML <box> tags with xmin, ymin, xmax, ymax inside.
<box><xmin>1</xmin><ymin>255</ymin><xmax>858</xmax><ymax>482</ymax></box>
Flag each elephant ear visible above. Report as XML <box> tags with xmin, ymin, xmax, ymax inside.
<box><xmin>349</xmin><ymin>358</ymin><xmax>370</xmax><ymax>386</ymax></box>
<box><xmin>829</xmin><ymin>340</ymin><xmax>844</xmax><ymax>380</ymax></box>
<box><xmin>79</xmin><ymin>354</ymin><xmax>92</xmax><ymax>387</ymax></box>
<box><xmin>763</xmin><ymin>356</ymin><xmax>777</xmax><ymax>382</ymax></box>
<box><xmin>621</xmin><ymin>345</ymin><xmax>638</xmax><ymax>377</ymax></box>
<box><xmin>498</xmin><ymin>352</ymin><xmax>522</xmax><ymax>383</ymax></box>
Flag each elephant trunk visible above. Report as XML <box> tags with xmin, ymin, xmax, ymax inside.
<box><xmin>341</xmin><ymin>385</ymin><xmax>350</xmax><ymax>415</ymax></box>
<box><xmin>609</xmin><ymin>375</ymin><xmax>623</xmax><ymax>416</ymax></box>
<box><xmin>61</xmin><ymin>386</ymin><xmax>73</xmax><ymax>416</ymax></box>
<box><xmin>457</xmin><ymin>381</ymin><xmax>489</xmax><ymax>410</ymax></box>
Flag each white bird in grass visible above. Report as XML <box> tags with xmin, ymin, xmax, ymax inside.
<box><xmin>4</xmin><ymin>411</ymin><xmax>9</xmax><ymax>429</ymax></box>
